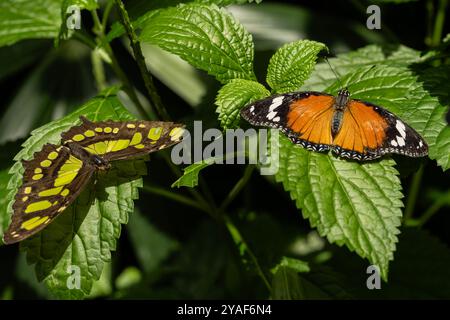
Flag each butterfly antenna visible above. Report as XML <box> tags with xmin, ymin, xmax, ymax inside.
<box><xmin>324</xmin><ymin>57</ymin><xmax>344</xmax><ymax>89</ymax></box>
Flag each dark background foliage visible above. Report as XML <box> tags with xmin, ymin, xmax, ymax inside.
<box><xmin>0</xmin><ymin>0</ymin><xmax>449</xmax><ymax>299</ymax></box>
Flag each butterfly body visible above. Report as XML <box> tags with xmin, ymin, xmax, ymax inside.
<box><xmin>3</xmin><ymin>116</ymin><xmax>185</xmax><ymax>244</ymax></box>
<box><xmin>241</xmin><ymin>89</ymin><xmax>428</xmax><ymax>161</ymax></box>
<box><xmin>65</xmin><ymin>141</ymin><xmax>111</xmax><ymax>171</ymax></box>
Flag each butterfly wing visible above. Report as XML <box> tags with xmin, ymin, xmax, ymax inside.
<box><xmin>241</xmin><ymin>92</ymin><xmax>335</xmax><ymax>152</ymax></box>
<box><xmin>3</xmin><ymin>144</ymin><xmax>95</xmax><ymax>244</ymax></box>
<box><xmin>333</xmin><ymin>100</ymin><xmax>428</xmax><ymax>160</ymax></box>
<box><xmin>61</xmin><ymin>117</ymin><xmax>185</xmax><ymax>161</ymax></box>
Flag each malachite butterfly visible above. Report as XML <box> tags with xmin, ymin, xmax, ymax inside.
<box><xmin>3</xmin><ymin>116</ymin><xmax>185</xmax><ymax>244</ymax></box>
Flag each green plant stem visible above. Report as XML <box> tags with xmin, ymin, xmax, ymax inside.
<box><xmin>426</xmin><ymin>0</ymin><xmax>435</xmax><ymax>46</ymax></box>
<box><xmin>73</xmin><ymin>31</ymin><xmax>97</xmax><ymax>50</ymax></box>
<box><xmin>91</xmin><ymin>53</ymin><xmax>106</xmax><ymax>91</ymax></box>
<box><xmin>102</xmin><ymin>0</ymin><xmax>115</xmax><ymax>30</ymax></box>
<box><xmin>224</xmin><ymin>215</ymin><xmax>272</xmax><ymax>291</ymax></box>
<box><xmin>142</xmin><ymin>185</ymin><xmax>209</xmax><ymax>213</ymax></box>
<box><xmin>418</xmin><ymin>199</ymin><xmax>447</xmax><ymax>226</ymax></box>
<box><xmin>158</xmin><ymin>151</ymin><xmax>216</xmax><ymax>218</ymax></box>
<box><xmin>90</xmin><ymin>10</ymin><xmax>151</xmax><ymax>120</ymax></box>
<box><xmin>114</xmin><ymin>0</ymin><xmax>171</xmax><ymax>121</ymax></box>
<box><xmin>219</xmin><ymin>165</ymin><xmax>255</xmax><ymax>211</ymax></box>
<box><xmin>432</xmin><ymin>0</ymin><xmax>448</xmax><ymax>47</ymax></box>
<box><xmin>404</xmin><ymin>164</ymin><xmax>424</xmax><ymax>221</ymax></box>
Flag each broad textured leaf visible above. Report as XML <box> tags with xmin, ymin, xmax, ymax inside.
<box><xmin>3</xmin><ymin>87</ymin><xmax>146</xmax><ymax>298</ymax></box>
<box><xmin>171</xmin><ymin>161</ymin><xmax>213</xmax><ymax>188</ymax></box>
<box><xmin>267</xmin><ymin>60</ymin><xmax>446</xmax><ymax>278</ymax></box>
<box><xmin>267</xmin><ymin>63</ymin><xmax>436</xmax><ymax>279</ymax></box>
<box><xmin>267</xmin><ymin>40</ymin><xmax>327</xmax><ymax>93</ymax></box>
<box><xmin>140</xmin><ymin>3</ymin><xmax>256</xmax><ymax>84</ymax></box>
<box><xmin>412</xmin><ymin>66</ymin><xmax>450</xmax><ymax>170</ymax></box>
<box><xmin>0</xmin><ymin>0</ymin><xmax>63</xmax><ymax>47</ymax></box>
<box><xmin>272</xmin><ymin>135</ymin><xmax>403</xmax><ymax>280</ymax></box>
<box><xmin>216</xmin><ymin>79</ymin><xmax>269</xmax><ymax>129</ymax></box>
<box><xmin>106</xmin><ymin>0</ymin><xmax>261</xmax><ymax>42</ymax></box>
<box><xmin>302</xmin><ymin>45</ymin><xmax>421</xmax><ymax>91</ymax></box>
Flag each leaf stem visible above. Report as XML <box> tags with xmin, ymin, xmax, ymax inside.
<box><xmin>219</xmin><ymin>165</ymin><xmax>255</xmax><ymax>211</ymax></box>
<box><xmin>431</xmin><ymin>0</ymin><xmax>448</xmax><ymax>47</ymax></box>
<box><xmin>158</xmin><ymin>152</ymin><xmax>217</xmax><ymax>219</ymax></box>
<box><xmin>102</xmin><ymin>0</ymin><xmax>115</xmax><ymax>31</ymax></box>
<box><xmin>91</xmin><ymin>50</ymin><xmax>107</xmax><ymax>91</ymax></box>
<box><xmin>224</xmin><ymin>215</ymin><xmax>272</xmax><ymax>291</ymax></box>
<box><xmin>73</xmin><ymin>31</ymin><xmax>97</xmax><ymax>50</ymax></box>
<box><xmin>418</xmin><ymin>199</ymin><xmax>446</xmax><ymax>226</ymax></box>
<box><xmin>404</xmin><ymin>164</ymin><xmax>424</xmax><ymax>221</ymax></box>
<box><xmin>90</xmin><ymin>9</ymin><xmax>151</xmax><ymax>120</ymax></box>
<box><xmin>142</xmin><ymin>184</ymin><xmax>210</xmax><ymax>213</ymax></box>
<box><xmin>114</xmin><ymin>0</ymin><xmax>171</xmax><ymax>121</ymax></box>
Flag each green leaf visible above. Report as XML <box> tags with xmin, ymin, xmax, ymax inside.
<box><xmin>106</xmin><ymin>0</ymin><xmax>260</xmax><ymax>42</ymax></box>
<box><xmin>266</xmin><ymin>40</ymin><xmax>327</xmax><ymax>93</ymax></box>
<box><xmin>271</xmin><ymin>264</ymin><xmax>306</xmax><ymax>299</ymax></box>
<box><xmin>302</xmin><ymin>45</ymin><xmax>421</xmax><ymax>92</ymax></box>
<box><xmin>267</xmin><ymin>59</ymin><xmax>447</xmax><ymax>279</ymax></box>
<box><xmin>0</xmin><ymin>0</ymin><xmax>63</xmax><ymax>47</ymax></box>
<box><xmin>58</xmin><ymin>0</ymin><xmax>99</xmax><ymax>45</ymax></box>
<box><xmin>171</xmin><ymin>161</ymin><xmax>214</xmax><ymax>188</ymax></box>
<box><xmin>270</xmin><ymin>257</ymin><xmax>351</xmax><ymax>299</ymax></box>
<box><xmin>3</xmin><ymin>88</ymin><xmax>146</xmax><ymax>299</ymax></box>
<box><xmin>413</xmin><ymin>66</ymin><xmax>450</xmax><ymax>170</ymax></box>
<box><xmin>271</xmin><ymin>256</ymin><xmax>310</xmax><ymax>274</ymax></box>
<box><xmin>0</xmin><ymin>170</ymin><xmax>10</xmax><ymax>239</ymax></box>
<box><xmin>115</xmin><ymin>266</ymin><xmax>142</xmax><ymax>290</ymax></box>
<box><xmin>272</xmin><ymin>133</ymin><xmax>403</xmax><ymax>280</ymax></box>
<box><xmin>216</xmin><ymin>79</ymin><xmax>270</xmax><ymax>129</ymax></box>
<box><xmin>140</xmin><ymin>3</ymin><xmax>256</xmax><ymax>84</ymax></box>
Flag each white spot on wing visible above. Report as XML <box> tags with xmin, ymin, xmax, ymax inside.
<box><xmin>269</xmin><ymin>96</ymin><xmax>284</xmax><ymax>112</ymax></box>
<box><xmin>267</xmin><ymin>111</ymin><xmax>277</xmax><ymax>120</ymax></box>
<box><xmin>396</xmin><ymin>120</ymin><xmax>406</xmax><ymax>138</ymax></box>
<box><xmin>419</xmin><ymin>140</ymin><xmax>423</xmax><ymax>147</ymax></box>
<box><xmin>273</xmin><ymin>116</ymin><xmax>280</xmax><ymax>122</ymax></box>
<box><xmin>396</xmin><ymin>136</ymin><xmax>405</xmax><ymax>146</ymax></box>
<box><xmin>249</xmin><ymin>106</ymin><xmax>254</xmax><ymax>113</ymax></box>
<box><xmin>391</xmin><ymin>140</ymin><xmax>398</xmax><ymax>147</ymax></box>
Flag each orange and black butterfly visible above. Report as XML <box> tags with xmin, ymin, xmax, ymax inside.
<box><xmin>3</xmin><ymin>116</ymin><xmax>185</xmax><ymax>244</ymax></box>
<box><xmin>240</xmin><ymin>89</ymin><xmax>428</xmax><ymax>161</ymax></box>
